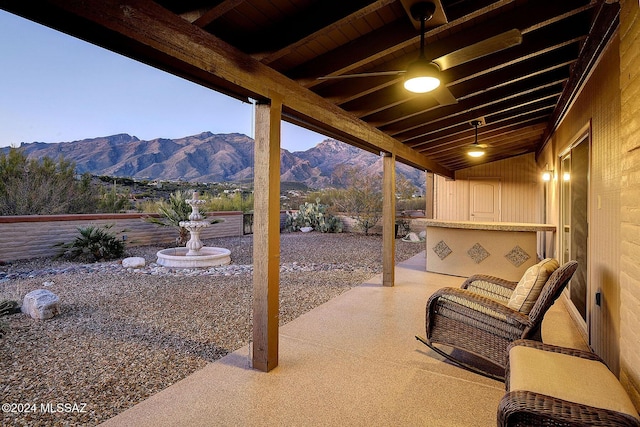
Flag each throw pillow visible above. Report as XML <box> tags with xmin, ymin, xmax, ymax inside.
<box><xmin>507</xmin><ymin>258</ymin><xmax>559</xmax><ymax>313</ymax></box>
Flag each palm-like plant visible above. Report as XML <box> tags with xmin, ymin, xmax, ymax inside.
<box><xmin>145</xmin><ymin>190</ymin><xmax>222</xmax><ymax>246</ymax></box>
<box><xmin>145</xmin><ymin>190</ymin><xmax>192</xmax><ymax>246</ymax></box>
<box><xmin>54</xmin><ymin>224</ymin><xmax>126</xmax><ymax>261</ymax></box>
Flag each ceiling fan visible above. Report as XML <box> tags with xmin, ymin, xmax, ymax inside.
<box><xmin>317</xmin><ymin>1</ymin><xmax>522</xmax><ymax>106</ymax></box>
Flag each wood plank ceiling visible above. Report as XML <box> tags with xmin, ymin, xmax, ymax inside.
<box><xmin>0</xmin><ymin>0</ymin><xmax>619</xmax><ymax>174</ymax></box>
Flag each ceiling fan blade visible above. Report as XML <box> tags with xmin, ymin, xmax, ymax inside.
<box><xmin>433</xmin><ymin>29</ymin><xmax>522</xmax><ymax>71</ymax></box>
<box><xmin>317</xmin><ymin>70</ymin><xmax>404</xmax><ymax>80</ymax></box>
<box><xmin>430</xmin><ymin>85</ymin><xmax>457</xmax><ymax>106</ymax></box>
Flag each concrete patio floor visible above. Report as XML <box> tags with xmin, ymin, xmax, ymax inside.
<box><xmin>100</xmin><ymin>251</ymin><xmax>588</xmax><ymax>427</ymax></box>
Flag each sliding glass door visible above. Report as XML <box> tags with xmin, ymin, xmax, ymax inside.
<box><xmin>560</xmin><ymin>135</ymin><xmax>589</xmax><ymax>328</ymax></box>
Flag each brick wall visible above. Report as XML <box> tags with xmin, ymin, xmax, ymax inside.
<box><xmin>619</xmin><ymin>0</ymin><xmax>640</xmax><ymax>409</ymax></box>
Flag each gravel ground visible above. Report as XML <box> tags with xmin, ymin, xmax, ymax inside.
<box><xmin>0</xmin><ymin>233</ymin><xmax>424</xmax><ymax>427</ymax></box>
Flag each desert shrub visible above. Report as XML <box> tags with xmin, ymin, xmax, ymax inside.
<box><xmin>97</xmin><ymin>182</ymin><xmax>133</xmax><ymax>213</ymax></box>
<box><xmin>136</xmin><ymin>199</ymin><xmax>161</xmax><ymax>213</ymax></box>
<box><xmin>331</xmin><ymin>165</ymin><xmax>383</xmax><ymax>235</ymax></box>
<box><xmin>55</xmin><ymin>224</ymin><xmax>126</xmax><ymax>262</ymax></box>
<box><xmin>285</xmin><ymin>199</ymin><xmax>342</xmax><ymax>233</ymax></box>
<box><xmin>397</xmin><ymin>196</ymin><xmax>427</xmax><ymax>212</ymax></box>
<box><xmin>0</xmin><ymin>148</ymin><xmax>97</xmax><ymax>215</ymax></box>
<box><xmin>206</xmin><ymin>191</ymin><xmax>254</xmax><ymax>212</ymax></box>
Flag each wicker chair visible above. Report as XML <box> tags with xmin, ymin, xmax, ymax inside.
<box><xmin>416</xmin><ymin>260</ymin><xmax>578</xmax><ymax>380</ymax></box>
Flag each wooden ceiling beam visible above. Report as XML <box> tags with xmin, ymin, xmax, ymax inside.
<box><xmin>258</xmin><ymin>0</ymin><xmax>397</xmax><ymax>64</ymax></box>
<box><xmin>294</xmin><ymin>0</ymin><xmax>590</xmax><ymax>87</ymax></box>
<box><xmin>424</xmin><ymin>135</ymin><xmax>544</xmax><ymax>166</ymax></box>
<box><xmin>237</xmin><ymin>0</ymin><xmax>394</xmax><ymax>56</ymax></box>
<box><xmin>416</xmin><ymin>123</ymin><xmax>548</xmax><ymax>157</ymax></box>
<box><xmin>368</xmin><ymin>42</ymin><xmax>578</xmax><ymax>131</ymax></box>
<box><xmin>291</xmin><ymin>1</ymin><xmax>523</xmax><ymax>85</ymax></box>
<box><xmin>402</xmin><ymin>105</ymin><xmax>555</xmax><ymax>146</ymax></box>
<box><xmin>359</xmin><ymin>67</ymin><xmax>568</xmax><ymax>128</ymax></box>
<box><xmin>192</xmin><ymin>0</ymin><xmax>246</xmax><ymax>28</ymax></box>
<box><xmin>0</xmin><ymin>0</ymin><xmax>453</xmax><ymax>177</ymax></box>
<box><xmin>408</xmin><ymin>116</ymin><xmax>548</xmax><ymax>150</ymax></box>
<box><xmin>415</xmin><ymin>129</ymin><xmax>546</xmax><ymax>164</ymax></box>
<box><xmin>541</xmin><ymin>0</ymin><xmax>620</xmax><ymax>153</ymax></box>
<box><xmin>443</xmin><ymin>146</ymin><xmax>535</xmax><ymax>170</ymax></box>
<box><xmin>291</xmin><ymin>19</ymin><xmax>415</xmax><ymax>87</ymax></box>
<box><xmin>391</xmin><ymin>85</ymin><xmax>561</xmax><ymax>142</ymax></box>
<box><xmin>324</xmin><ymin>11</ymin><xmax>588</xmax><ymax>107</ymax></box>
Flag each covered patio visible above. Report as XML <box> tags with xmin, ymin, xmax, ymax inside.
<box><xmin>99</xmin><ymin>252</ymin><xmax>586</xmax><ymax>426</ymax></box>
<box><xmin>2</xmin><ymin>0</ymin><xmax>640</xmax><ymax>422</ymax></box>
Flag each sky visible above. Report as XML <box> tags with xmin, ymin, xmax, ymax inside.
<box><xmin>0</xmin><ymin>10</ymin><xmax>327</xmax><ymax>152</ymax></box>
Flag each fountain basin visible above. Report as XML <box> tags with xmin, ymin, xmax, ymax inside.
<box><xmin>156</xmin><ymin>247</ymin><xmax>231</xmax><ymax>268</ymax></box>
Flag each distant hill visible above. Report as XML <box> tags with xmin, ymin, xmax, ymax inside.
<box><xmin>3</xmin><ymin>132</ymin><xmax>426</xmax><ymax>191</ymax></box>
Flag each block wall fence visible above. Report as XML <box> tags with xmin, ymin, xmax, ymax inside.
<box><xmin>0</xmin><ymin>211</ymin><xmax>425</xmax><ymax>262</ymax></box>
<box><xmin>0</xmin><ymin>212</ymin><xmax>249</xmax><ymax>262</ymax></box>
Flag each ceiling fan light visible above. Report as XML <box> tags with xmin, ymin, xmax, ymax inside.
<box><xmin>467</xmin><ymin>147</ymin><xmax>485</xmax><ymax>157</ymax></box>
<box><xmin>403</xmin><ymin>60</ymin><xmax>440</xmax><ymax>93</ymax></box>
<box><xmin>467</xmin><ymin>119</ymin><xmax>485</xmax><ymax>157</ymax></box>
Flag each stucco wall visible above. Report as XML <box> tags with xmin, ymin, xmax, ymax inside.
<box><xmin>537</xmin><ymin>0</ymin><xmax>640</xmax><ymax>410</ymax></box>
<box><xmin>619</xmin><ymin>0</ymin><xmax>640</xmax><ymax>410</ymax></box>
<box><xmin>539</xmin><ymin>28</ymin><xmax>622</xmax><ymax>373</ymax></box>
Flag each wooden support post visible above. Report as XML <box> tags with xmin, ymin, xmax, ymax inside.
<box><xmin>425</xmin><ymin>172</ymin><xmax>434</xmax><ymax>219</ymax></box>
<box><xmin>382</xmin><ymin>151</ymin><xmax>396</xmax><ymax>287</ymax></box>
<box><xmin>252</xmin><ymin>98</ymin><xmax>282</xmax><ymax>372</ymax></box>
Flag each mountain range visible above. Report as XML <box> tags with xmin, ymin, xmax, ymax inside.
<box><xmin>4</xmin><ymin>132</ymin><xmax>426</xmax><ymax>190</ymax></box>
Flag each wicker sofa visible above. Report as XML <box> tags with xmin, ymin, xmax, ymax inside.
<box><xmin>498</xmin><ymin>340</ymin><xmax>640</xmax><ymax>426</ymax></box>
<box><xmin>417</xmin><ymin>260</ymin><xmax>578</xmax><ymax>380</ymax></box>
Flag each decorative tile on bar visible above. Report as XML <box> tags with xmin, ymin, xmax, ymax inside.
<box><xmin>433</xmin><ymin>240</ymin><xmax>452</xmax><ymax>260</ymax></box>
<box><xmin>467</xmin><ymin>243</ymin><xmax>490</xmax><ymax>264</ymax></box>
<box><xmin>504</xmin><ymin>245</ymin><xmax>531</xmax><ymax>267</ymax></box>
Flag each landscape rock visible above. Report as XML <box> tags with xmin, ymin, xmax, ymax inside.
<box><xmin>122</xmin><ymin>257</ymin><xmax>146</xmax><ymax>268</ymax></box>
<box><xmin>22</xmin><ymin>289</ymin><xmax>60</xmax><ymax>320</ymax></box>
<box><xmin>402</xmin><ymin>232</ymin><xmax>425</xmax><ymax>242</ymax></box>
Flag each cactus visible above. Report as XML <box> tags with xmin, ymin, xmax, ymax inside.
<box><xmin>285</xmin><ymin>199</ymin><xmax>342</xmax><ymax>233</ymax></box>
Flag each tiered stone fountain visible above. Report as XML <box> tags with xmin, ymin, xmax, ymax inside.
<box><xmin>156</xmin><ymin>191</ymin><xmax>231</xmax><ymax>268</ymax></box>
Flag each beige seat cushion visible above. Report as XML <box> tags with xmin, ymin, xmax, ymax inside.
<box><xmin>509</xmin><ymin>346</ymin><xmax>639</xmax><ymax>419</ymax></box>
<box><xmin>507</xmin><ymin>258</ymin><xmax>559</xmax><ymax>313</ymax></box>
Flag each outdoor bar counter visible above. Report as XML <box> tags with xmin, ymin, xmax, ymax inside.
<box><xmin>419</xmin><ymin>220</ymin><xmax>556</xmax><ymax>281</ymax></box>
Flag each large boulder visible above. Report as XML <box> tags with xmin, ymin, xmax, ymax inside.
<box><xmin>22</xmin><ymin>289</ymin><xmax>60</xmax><ymax>320</ymax></box>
